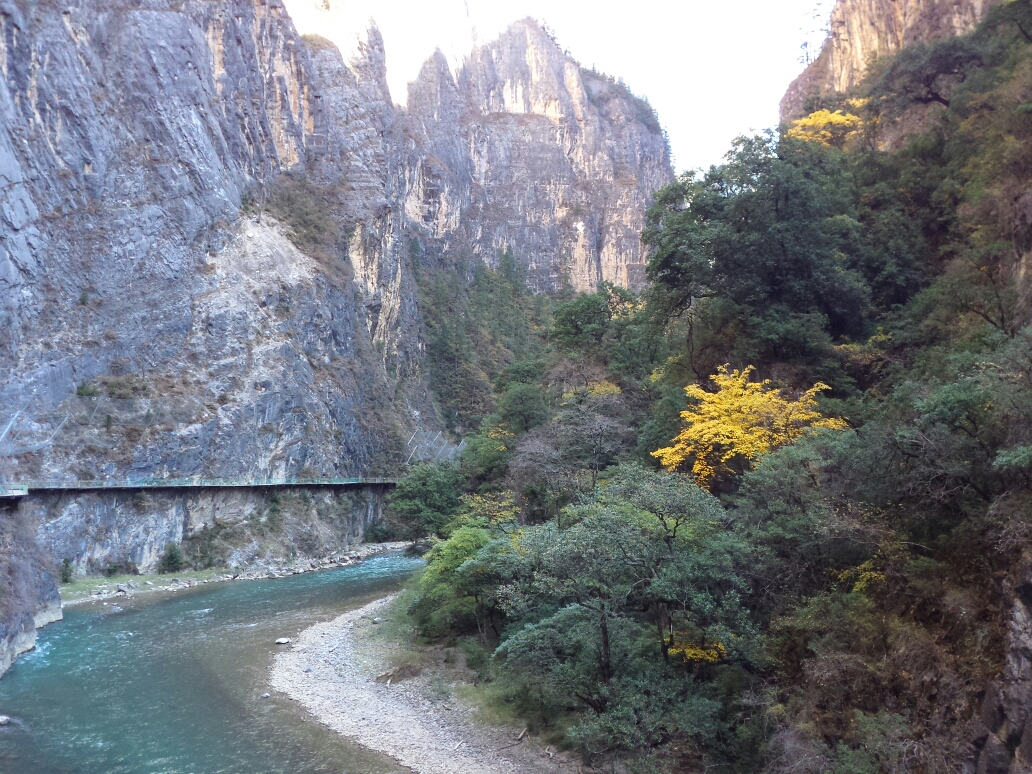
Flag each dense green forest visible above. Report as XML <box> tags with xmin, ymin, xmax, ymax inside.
<box><xmin>385</xmin><ymin>6</ymin><xmax>1032</xmax><ymax>771</ymax></box>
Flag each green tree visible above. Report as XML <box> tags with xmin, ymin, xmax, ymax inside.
<box><xmin>158</xmin><ymin>543</ymin><xmax>184</xmax><ymax>574</ymax></box>
<box><xmin>496</xmin><ymin>382</ymin><xmax>548</xmax><ymax>433</ymax></box>
<box><xmin>387</xmin><ymin>463</ymin><xmax>464</xmax><ymax>538</ymax></box>
<box><xmin>643</xmin><ymin>134</ymin><xmax>871</xmax><ymax>361</ymax></box>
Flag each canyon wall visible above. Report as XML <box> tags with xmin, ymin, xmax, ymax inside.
<box><xmin>402</xmin><ymin>19</ymin><xmax>673</xmax><ymax>292</ymax></box>
<box><xmin>781</xmin><ymin>0</ymin><xmax>1002</xmax><ymax>120</ymax></box>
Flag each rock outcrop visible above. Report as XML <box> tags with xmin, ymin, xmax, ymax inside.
<box><xmin>0</xmin><ymin>499</ymin><xmax>61</xmax><ymax>677</ymax></box>
<box><xmin>29</xmin><ymin>484</ymin><xmax>387</xmax><ymax>576</ymax></box>
<box><xmin>781</xmin><ymin>0</ymin><xmax>1002</xmax><ymax>121</ymax></box>
<box><xmin>402</xmin><ymin>19</ymin><xmax>673</xmax><ymax>292</ymax></box>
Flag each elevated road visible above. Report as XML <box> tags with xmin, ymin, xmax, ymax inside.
<box><xmin>0</xmin><ymin>478</ymin><xmax>397</xmax><ymax>498</ymax></box>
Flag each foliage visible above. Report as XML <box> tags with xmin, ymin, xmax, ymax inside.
<box><xmin>386</xmin><ymin>463</ymin><xmax>464</xmax><ymax>539</ymax></box>
<box><xmin>157</xmin><ymin>543</ymin><xmax>184</xmax><ymax>574</ymax></box>
<box><xmin>652</xmin><ymin>365</ymin><xmax>847</xmax><ymax>489</ymax></box>
<box><xmin>509</xmin><ymin>380</ymin><xmax>634</xmax><ymax>514</ymax></box>
<box><xmin>76</xmin><ymin>380</ymin><xmax>99</xmax><ymax>397</ymax></box>
<box><xmin>409</xmin><ymin>492</ymin><xmax>518</xmax><ymax>639</ymax></box>
<box><xmin>643</xmin><ymin>134</ymin><xmax>872</xmax><ymax>356</ymax></box>
<box><xmin>492</xmin><ymin>465</ymin><xmax>754</xmax><ymax>757</ymax></box>
<box><xmin>60</xmin><ymin>558</ymin><xmax>74</xmax><ymax>584</ymax></box>
<box><xmin>416</xmin><ymin>250</ymin><xmax>553</xmax><ymax>433</ymax></box>
<box><xmin>786</xmin><ymin>107</ymin><xmax>864</xmax><ymax>148</ymax></box>
<box><xmin>393</xmin><ymin>9</ymin><xmax>1032</xmax><ymax>769</ymax></box>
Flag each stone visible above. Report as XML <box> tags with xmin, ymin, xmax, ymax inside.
<box><xmin>984</xmin><ymin>684</ymin><xmax>1006</xmax><ymax>733</ymax></box>
<box><xmin>260</xmin><ymin>693</ymin><xmax>271</xmax><ymax>699</ymax></box>
<box><xmin>372</xmin><ymin>617</ymin><xmax>383</xmax><ymax>624</ymax></box>
<box><xmin>275</xmin><ymin>638</ymin><xmax>292</xmax><ymax>645</ymax></box>
<box><xmin>0</xmin><ymin>715</ymin><xmax>10</xmax><ymax>725</ymax></box>
<box><xmin>978</xmin><ymin>735</ymin><xmax>1012</xmax><ymax>774</ymax></box>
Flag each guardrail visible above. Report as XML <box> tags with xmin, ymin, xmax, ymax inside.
<box><xmin>2</xmin><ymin>477</ymin><xmax>397</xmax><ymax>494</ymax></box>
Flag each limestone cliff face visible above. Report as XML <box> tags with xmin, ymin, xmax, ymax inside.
<box><xmin>0</xmin><ymin>0</ymin><xmax>410</xmax><ymax>486</ymax></box>
<box><xmin>404</xmin><ymin>19</ymin><xmax>673</xmax><ymax>291</ymax></box>
<box><xmin>781</xmin><ymin>0</ymin><xmax>1002</xmax><ymax>120</ymax></box>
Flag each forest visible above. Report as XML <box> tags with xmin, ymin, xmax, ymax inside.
<box><xmin>381</xmin><ymin>5</ymin><xmax>1032</xmax><ymax>770</ymax></box>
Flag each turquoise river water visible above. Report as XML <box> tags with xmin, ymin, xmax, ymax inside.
<box><xmin>0</xmin><ymin>553</ymin><xmax>423</xmax><ymax>774</ymax></box>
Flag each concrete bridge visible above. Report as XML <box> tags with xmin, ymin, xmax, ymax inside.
<box><xmin>0</xmin><ymin>477</ymin><xmax>397</xmax><ymax>498</ymax></box>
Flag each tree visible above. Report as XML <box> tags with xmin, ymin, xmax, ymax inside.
<box><xmin>386</xmin><ymin>463</ymin><xmax>464</xmax><ymax>538</ymax></box>
<box><xmin>508</xmin><ymin>381</ymin><xmax>633</xmax><ymax>517</ymax></box>
<box><xmin>158</xmin><ymin>543</ymin><xmax>184</xmax><ymax>574</ymax></box>
<box><xmin>495</xmin><ymin>465</ymin><xmax>753</xmax><ymax>753</ymax></box>
<box><xmin>643</xmin><ymin>135</ymin><xmax>871</xmax><ymax>363</ymax></box>
<box><xmin>786</xmin><ymin>107</ymin><xmax>864</xmax><ymax>148</ymax></box>
<box><xmin>869</xmin><ymin>37</ymin><xmax>983</xmax><ymax>111</ymax></box>
<box><xmin>652</xmin><ymin>365</ymin><xmax>847</xmax><ymax>489</ymax></box>
<box><xmin>552</xmin><ymin>282</ymin><xmax>635</xmax><ymax>354</ymax></box>
<box><xmin>496</xmin><ymin>382</ymin><xmax>548</xmax><ymax>433</ymax></box>
<box><xmin>410</xmin><ymin>492</ymin><xmax>518</xmax><ymax>640</ymax></box>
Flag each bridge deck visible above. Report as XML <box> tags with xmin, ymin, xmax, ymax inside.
<box><xmin>0</xmin><ymin>478</ymin><xmax>397</xmax><ymax>497</ymax></box>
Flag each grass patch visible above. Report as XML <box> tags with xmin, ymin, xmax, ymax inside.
<box><xmin>59</xmin><ymin>568</ymin><xmax>231</xmax><ymax>602</ymax></box>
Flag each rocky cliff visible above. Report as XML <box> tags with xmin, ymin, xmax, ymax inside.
<box><xmin>781</xmin><ymin>0</ymin><xmax>1002</xmax><ymax>120</ymax></box>
<box><xmin>402</xmin><ymin>19</ymin><xmax>672</xmax><ymax>292</ymax></box>
<box><xmin>0</xmin><ymin>0</ymin><xmax>671</xmax><ymax>674</ymax></box>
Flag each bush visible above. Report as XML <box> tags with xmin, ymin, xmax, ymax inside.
<box><xmin>158</xmin><ymin>543</ymin><xmax>184</xmax><ymax>574</ymax></box>
<box><xmin>60</xmin><ymin>558</ymin><xmax>74</xmax><ymax>584</ymax></box>
<box><xmin>104</xmin><ymin>558</ymin><xmax>139</xmax><ymax>577</ymax></box>
<box><xmin>365</xmin><ymin>519</ymin><xmax>398</xmax><ymax>543</ymax></box>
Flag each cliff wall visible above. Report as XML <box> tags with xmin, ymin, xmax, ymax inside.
<box><xmin>781</xmin><ymin>0</ymin><xmax>1002</xmax><ymax>120</ymax></box>
<box><xmin>403</xmin><ymin>19</ymin><xmax>673</xmax><ymax>291</ymax></box>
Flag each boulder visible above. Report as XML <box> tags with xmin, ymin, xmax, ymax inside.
<box><xmin>275</xmin><ymin>638</ymin><xmax>291</xmax><ymax>645</ymax></box>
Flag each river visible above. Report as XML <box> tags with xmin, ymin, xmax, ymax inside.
<box><xmin>0</xmin><ymin>553</ymin><xmax>423</xmax><ymax>774</ymax></box>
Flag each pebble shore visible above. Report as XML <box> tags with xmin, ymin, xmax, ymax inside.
<box><xmin>269</xmin><ymin>596</ymin><xmax>578</xmax><ymax>774</ymax></box>
<box><xmin>62</xmin><ymin>542</ymin><xmax>412</xmax><ymax>607</ymax></box>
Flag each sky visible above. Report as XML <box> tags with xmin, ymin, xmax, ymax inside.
<box><xmin>281</xmin><ymin>0</ymin><xmax>835</xmax><ymax>174</ymax></box>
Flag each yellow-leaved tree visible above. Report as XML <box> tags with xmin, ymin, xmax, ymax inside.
<box><xmin>651</xmin><ymin>365</ymin><xmax>847</xmax><ymax>489</ymax></box>
<box><xmin>786</xmin><ymin>108</ymin><xmax>863</xmax><ymax>149</ymax></box>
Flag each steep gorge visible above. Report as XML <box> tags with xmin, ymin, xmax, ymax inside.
<box><xmin>0</xmin><ymin>0</ymin><xmax>670</xmax><ymax>674</ymax></box>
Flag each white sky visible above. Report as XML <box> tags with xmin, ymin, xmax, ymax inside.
<box><xmin>282</xmin><ymin>0</ymin><xmax>834</xmax><ymax>173</ymax></box>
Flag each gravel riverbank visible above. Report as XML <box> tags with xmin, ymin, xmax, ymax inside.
<box><xmin>61</xmin><ymin>542</ymin><xmax>412</xmax><ymax>607</ymax></box>
<box><xmin>270</xmin><ymin>596</ymin><xmax>579</xmax><ymax>774</ymax></box>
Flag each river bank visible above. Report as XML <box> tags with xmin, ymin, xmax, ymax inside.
<box><xmin>270</xmin><ymin>596</ymin><xmax>580</xmax><ymax>774</ymax></box>
<box><xmin>60</xmin><ymin>541</ymin><xmax>412</xmax><ymax>607</ymax></box>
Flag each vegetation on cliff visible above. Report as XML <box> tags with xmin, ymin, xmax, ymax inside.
<box><xmin>389</xmin><ymin>8</ymin><xmax>1032</xmax><ymax>772</ymax></box>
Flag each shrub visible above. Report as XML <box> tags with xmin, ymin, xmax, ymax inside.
<box><xmin>60</xmin><ymin>558</ymin><xmax>74</xmax><ymax>584</ymax></box>
<box><xmin>104</xmin><ymin>558</ymin><xmax>139</xmax><ymax>577</ymax></box>
<box><xmin>158</xmin><ymin>543</ymin><xmax>184</xmax><ymax>574</ymax></box>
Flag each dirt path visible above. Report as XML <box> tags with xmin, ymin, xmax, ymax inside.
<box><xmin>269</xmin><ymin>596</ymin><xmax>579</xmax><ymax>774</ymax></box>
